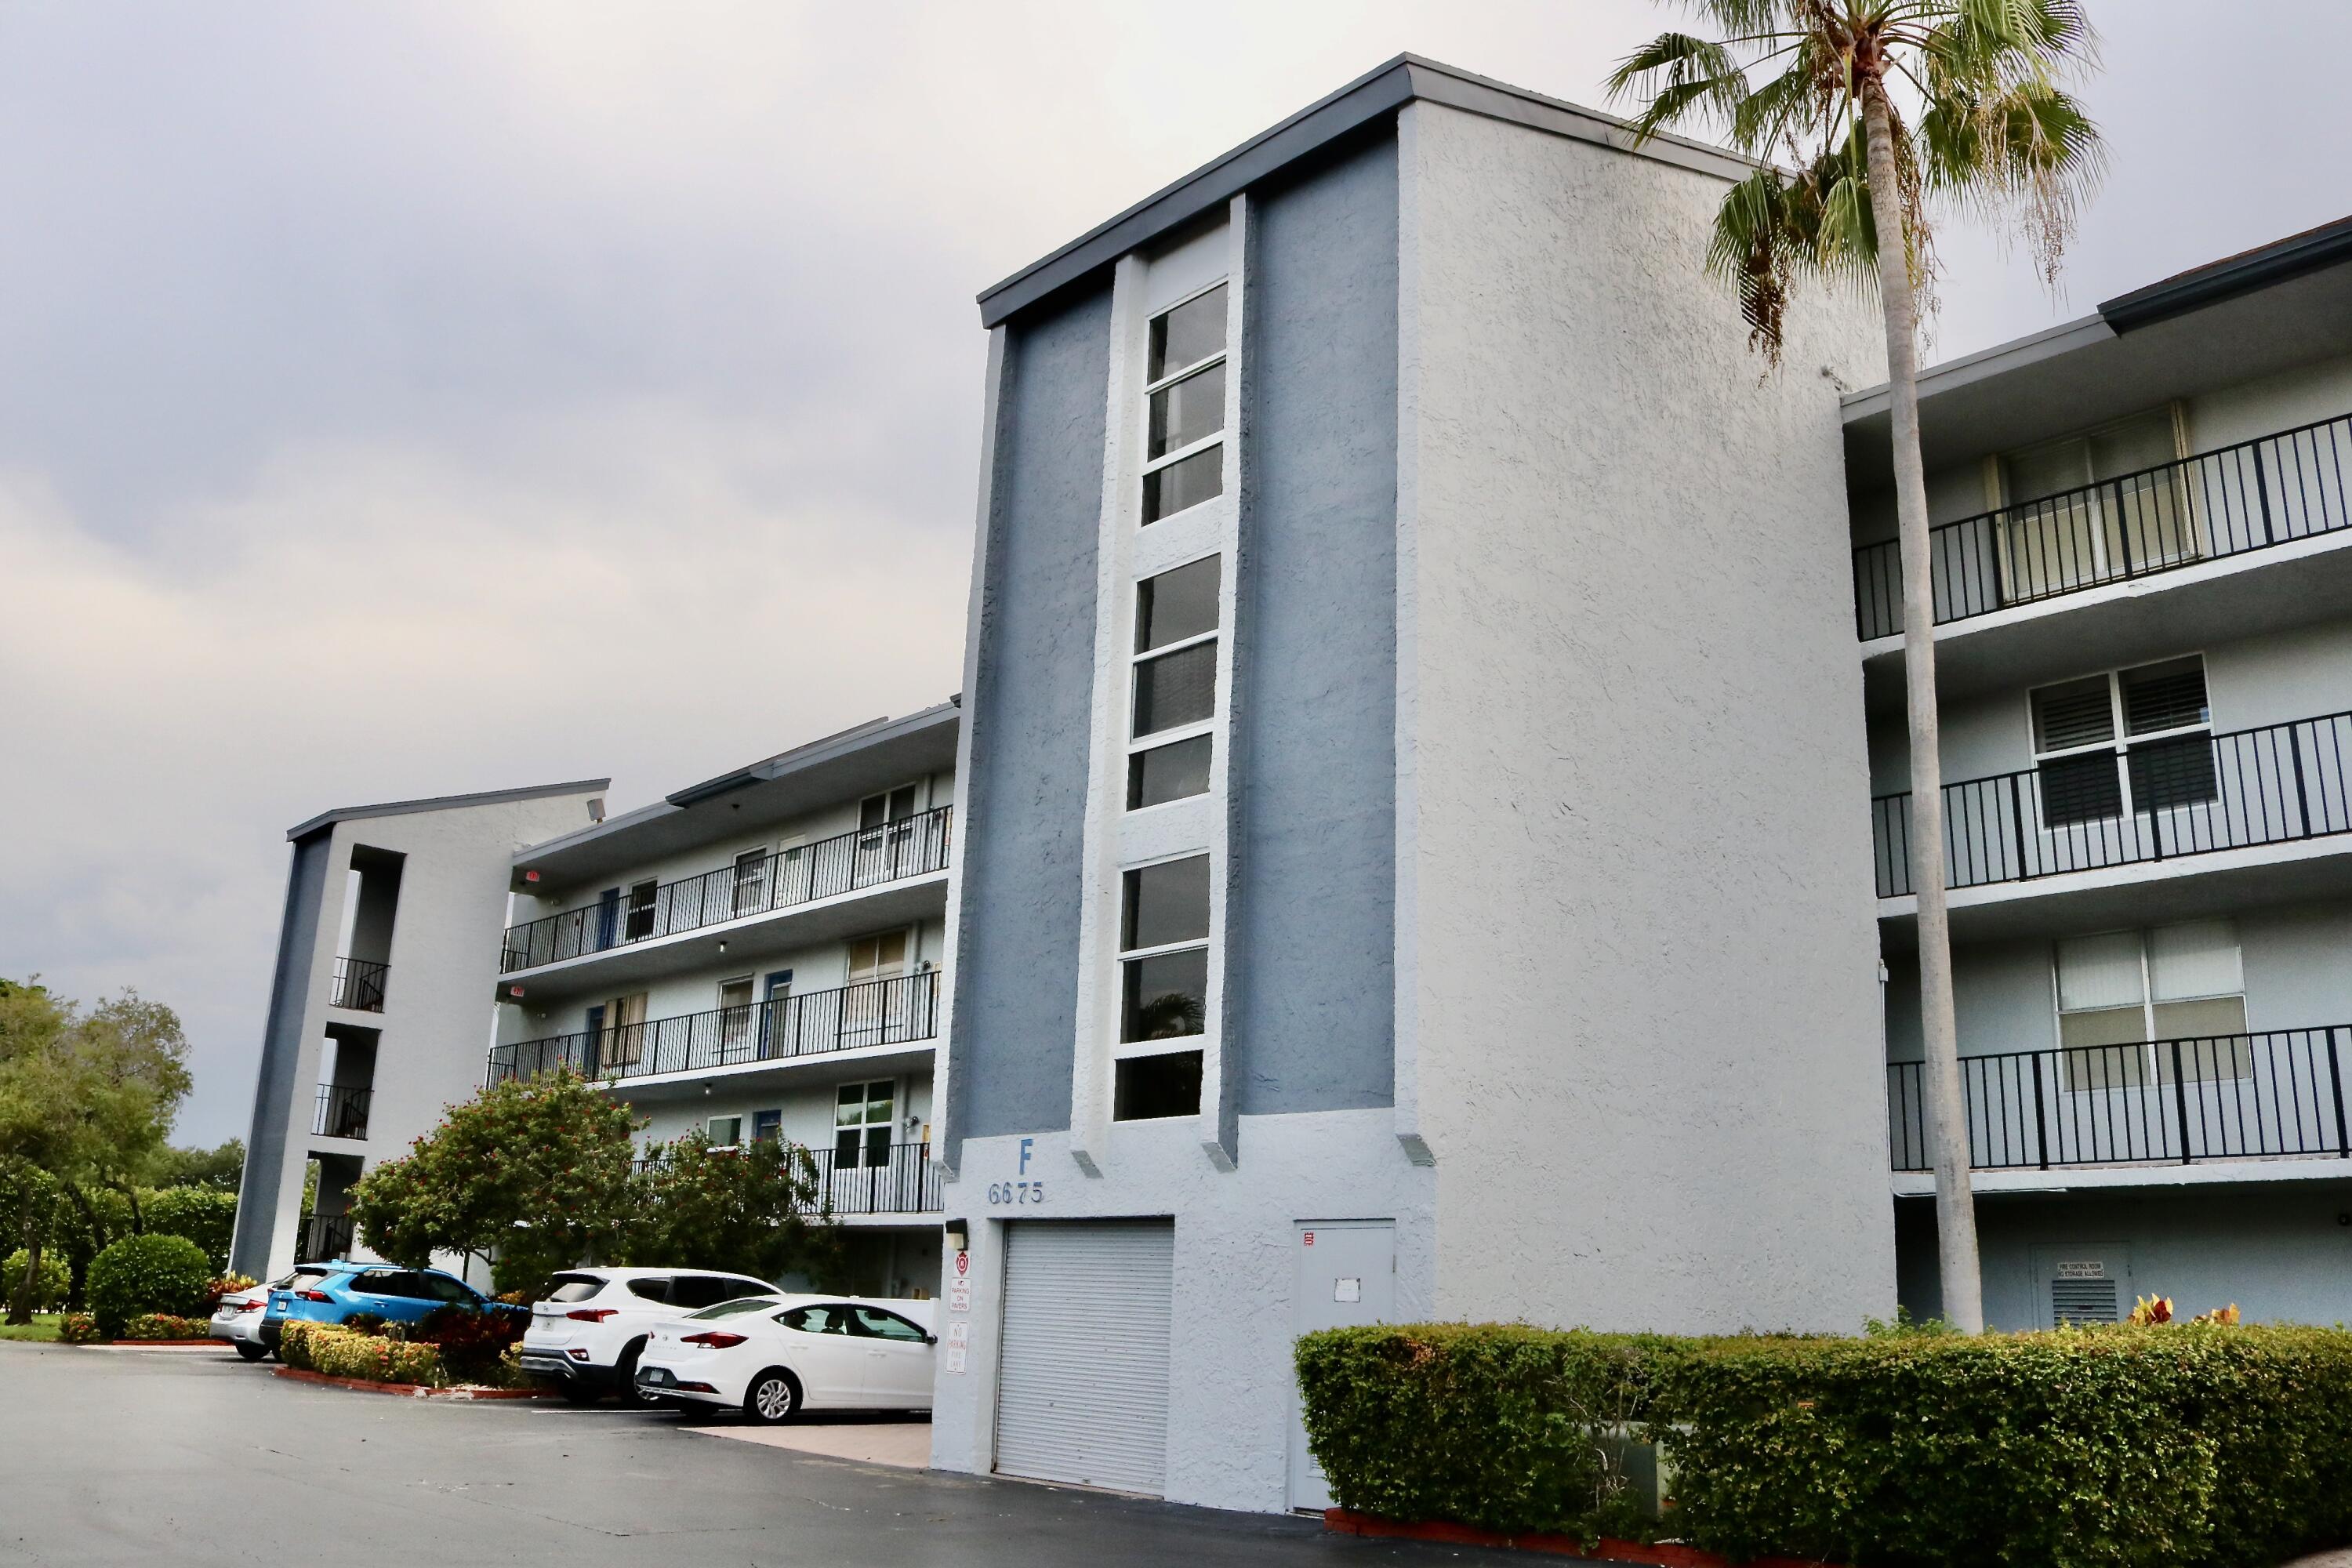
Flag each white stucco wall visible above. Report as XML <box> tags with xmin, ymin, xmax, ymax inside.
<box><xmin>927</xmin><ymin>1111</ymin><xmax>1435</xmax><ymax>1515</ymax></box>
<box><xmin>1396</xmin><ymin>100</ymin><xmax>1894</xmax><ymax>1335</ymax></box>
<box><xmin>247</xmin><ymin>789</ymin><xmax>604</xmax><ymax>1279</ymax></box>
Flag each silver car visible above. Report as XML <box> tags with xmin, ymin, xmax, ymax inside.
<box><xmin>212</xmin><ymin>1267</ymin><xmax>329</xmax><ymax>1361</ymax></box>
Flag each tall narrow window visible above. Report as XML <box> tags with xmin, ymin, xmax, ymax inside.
<box><xmin>1119</xmin><ymin>856</ymin><xmax>1209</xmax><ymax>1044</ymax></box>
<box><xmin>2031</xmin><ymin>656</ymin><xmax>2214</xmax><ymax>827</ymax></box>
<box><xmin>731</xmin><ymin>848</ymin><xmax>770</xmax><ymax>916</ymax></box>
<box><xmin>1998</xmin><ymin>407</ymin><xmax>2191</xmax><ymax>601</ymax></box>
<box><xmin>833</xmin><ymin>1080</ymin><xmax>895</xmax><ymax>1169</ymax></box>
<box><xmin>1128</xmin><ymin>557</ymin><xmax>1220</xmax><ymax>808</ymax></box>
<box><xmin>623</xmin><ymin>878</ymin><xmax>659</xmax><ymax>942</ymax></box>
<box><xmin>1141</xmin><ymin>285</ymin><xmax>1227</xmax><ymax>524</ymax></box>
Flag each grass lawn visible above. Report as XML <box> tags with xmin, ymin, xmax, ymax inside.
<box><xmin>0</xmin><ymin>1314</ymin><xmax>63</xmax><ymax>1342</ymax></box>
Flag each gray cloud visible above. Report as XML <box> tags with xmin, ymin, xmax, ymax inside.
<box><xmin>3</xmin><ymin>0</ymin><xmax>2345</xmax><ymax>1144</ymax></box>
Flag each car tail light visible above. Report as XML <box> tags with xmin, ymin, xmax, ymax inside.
<box><xmin>680</xmin><ymin>1331</ymin><xmax>746</xmax><ymax>1348</ymax></box>
<box><xmin>675</xmin><ymin>1381</ymin><xmax>718</xmax><ymax>1392</ymax></box>
<box><xmin>233</xmin><ymin>1300</ymin><xmax>262</xmax><ymax>1313</ymax></box>
<box><xmin>296</xmin><ymin>1290</ymin><xmax>332</xmax><ymax>1303</ymax></box>
<box><xmin>565</xmin><ymin>1308</ymin><xmax>619</xmax><ymax>1322</ymax></box>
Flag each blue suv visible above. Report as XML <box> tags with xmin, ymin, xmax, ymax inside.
<box><xmin>260</xmin><ymin>1262</ymin><xmax>519</xmax><ymax>1352</ymax></box>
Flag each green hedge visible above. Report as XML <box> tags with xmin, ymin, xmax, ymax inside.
<box><xmin>85</xmin><ymin>1234</ymin><xmax>212</xmax><ymax>1336</ymax></box>
<box><xmin>121</xmin><ymin>1313</ymin><xmax>211</xmax><ymax>1341</ymax></box>
<box><xmin>1296</xmin><ymin>1323</ymin><xmax>2352</xmax><ymax>1568</ymax></box>
<box><xmin>279</xmin><ymin>1320</ymin><xmax>444</xmax><ymax>1386</ymax></box>
<box><xmin>143</xmin><ymin>1188</ymin><xmax>238</xmax><ymax>1274</ymax></box>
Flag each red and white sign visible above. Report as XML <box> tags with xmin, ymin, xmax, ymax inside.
<box><xmin>955</xmin><ymin>1250</ymin><xmax>971</xmax><ymax>1276</ymax></box>
<box><xmin>1302</xmin><ymin>1232</ymin><xmax>1315</xmax><ymax>1247</ymax></box>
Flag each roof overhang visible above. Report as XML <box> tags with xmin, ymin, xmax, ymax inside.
<box><xmin>1842</xmin><ymin>215</ymin><xmax>2352</xmax><ymax>490</ymax></box>
<box><xmin>287</xmin><ymin>779</ymin><xmax>609</xmax><ymax>843</ymax></box>
<box><xmin>510</xmin><ymin>702</ymin><xmax>961</xmax><ymax>891</ymax></box>
<box><xmin>975</xmin><ymin>53</ymin><xmax>1755</xmax><ymax>329</ymax></box>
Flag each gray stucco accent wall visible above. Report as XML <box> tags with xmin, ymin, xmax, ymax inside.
<box><xmin>1232</xmin><ymin>134</ymin><xmax>1401</xmax><ymax>1116</ymax></box>
<box><xmin>950</xmin><ymin>288</ymin><xmax>1113</xmax><ymax>1145</ymax></box>
<box><xmin>229</xmin><ymin>829</ymin><xmax>333</xmax><ymax>1278</ymax></box>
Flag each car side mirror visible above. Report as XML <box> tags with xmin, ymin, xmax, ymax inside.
<box><xmin>923</xmin><ymin>1334</ymin><xmax>937</xmax><ymax>1345</ymax></box>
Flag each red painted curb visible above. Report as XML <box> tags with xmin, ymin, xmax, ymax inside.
<box><xmin>1323</xmin><ymin>1511</ymin><xmax>1838</xmax><ymax>1568</ymax></box>
<box><xmin>270</xmin><ymin>1366</ymin><xmax>556</xmax><ymax>1400</ymax></box>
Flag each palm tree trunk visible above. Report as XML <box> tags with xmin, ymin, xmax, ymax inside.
<box><xmin>1860</xmin><ymin>82</ymin><xmax>1984</xmax><ymax>1333</ymax></box>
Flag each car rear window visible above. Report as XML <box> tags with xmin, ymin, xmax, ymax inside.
<box><xmin>271</xmin><ymin>1268</ymin><xmax>331</xmax><ymax>1290</ymax></box>
<box><xmin>543</xmin><ymin>1275</ymin><xmax>607</xmax><ymax>1304</ymax></box>
<box><xmin>685</xmin><ymin>1297</ymin><xmax>777</xmax><ymax>1320</ymax></box>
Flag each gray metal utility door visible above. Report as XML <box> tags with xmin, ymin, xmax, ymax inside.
<box><xmin>993</xmin><ymin>1219</ymin><xmax>1174</xmax><ymax>1496</ymax></box>
<box><xmin>1288</xmin><ymin>1221</ymin><xmax>1395</xmax><ymax>1512</ymax></box>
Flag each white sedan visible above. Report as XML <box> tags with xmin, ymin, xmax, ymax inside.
<box><xmin>211</xmin><ymin>1268</ymin><xmax>329</xmax><ymax>1361</ymax></box>
<box><xmin>633</xmin><ymin>1294</ymin><xmax>936</xmax><ymax>1423</ymax></box>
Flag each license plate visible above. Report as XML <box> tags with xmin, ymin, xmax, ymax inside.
<box><xmin>637</xmin><ymin>1367</ymin><xmax>675</xmax><ymax>1387</ymax></box>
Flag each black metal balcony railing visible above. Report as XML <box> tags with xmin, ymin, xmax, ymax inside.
<box><xmin>632</xmin><ymin>1142</ymin><xmax>942</xmax><ymax>1216</ymax></box>
<box><xmin>500</xmin><ymin>806</ymin><xmax>953</xmax><ymax>974</ymax></box>
<box><xmin>1889</xmin><ymin>1027</ymin><xmax>2352</xmax><ymax>1172</ymax></box>
<box><xmin>293</xmin><ymin>1211</ymin><xmax>355</xmax><ymax>1261</ymax></box>
<box><xmin>313</xmin><ymin>1084</ymin><xmax>372</xmax><ymax>1141</ymax></box>
<box><xmin>1872</xmin><ymin>711</ymin><xmax>2352</xmax><ymax>898</ymax></box>
<box><xmin>330</xmin><ymin>956</ymin><xmax>388</xmax><ymax>1012</ymax></box>
<box><xmin>1854</xmin><ymin>412</ymin><xmax>2352</xmax><ymax>640</ymax></box>
<box><xmin>485</xmin><ymin>971</ymin><xmax>938</xmax><ymax>1087</ymax></box>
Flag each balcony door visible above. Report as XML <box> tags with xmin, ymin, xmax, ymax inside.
<box><xmin>757</xmin><ymin>968</ymin><xmax>793</xmax><ymax>1059</ymax></box>
<box><xmin>853</xmin><ymin>784</ymin><xmax>922</xmax><ymax>886</ymax></box>
<box><xmin>833</xmin><ymin>1078</ymin><xmax>896</xmax><ymax>1190</ymax></box>
<box><xmin>1998</xmin><ymin>409</ymin><xmax>2192</xmax><ymax>602</ymax></box>
<box><xmin>717</xmin><ymin>976</ymin><xmax>757</xmax><ymax>1061</ymax></box>
<box><xmin>842</xmin><ymin>931</ymin><xmax>909</xmax><ymax>1048</ymax></box>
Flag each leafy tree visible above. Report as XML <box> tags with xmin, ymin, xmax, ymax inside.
<box><xmin>624</xmin><ymin>1133</ymin><xmax>837</xmax><ymax>1286</ymax></box>
<box><xmin>0</xmin><ymin>983</ymin><xmax>191</xmax><ymax>1322</ymax></box>
<box><xmin>143</xmin><ymin>1186</ymin><xmax>239</xmax><ymax>1273</ymax></box>
<box><xmin>151</xmin><ymin>1139</ymin><xmax>245</xmax><ymax>1191</ymax></box>
<box><xmin>350</xmin><ymin>1071</ymin><xmax>641</xmax><ymax>1293</ymax></box>
<box><xmin>1609</xmin><ymin>0</ymin><xmax>2102</xmax><ymax>1332</ymax></box>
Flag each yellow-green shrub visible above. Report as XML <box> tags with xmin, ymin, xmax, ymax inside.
<box><xmin>1296</xmin><ymin>1323</ymin><xmax>2352</xmax><ymax>1568</ymax></box>
<box><xmin>279</xmin><ymin>1320</ymin><xmax>443</xmax><ymax>1385</ymax></box>
<box><xmin>122</xmin><ymin>1313</ymin><xmax>211</xmax><ymax>1340</ymax></box>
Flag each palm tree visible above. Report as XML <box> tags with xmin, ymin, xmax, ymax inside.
<box><xmin>1608</xmin><ymin>2</ymin><xmax>2103</xmax><ymax>1332</ymax></box>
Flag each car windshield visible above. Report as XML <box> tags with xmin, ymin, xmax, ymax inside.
<box><xmin>544</xmin><ymin>1275</ymin><xmax>606</xmax><ymax>1304</ymax></box>
<box><xmin>684</xmin><ymin>1297</ymin><xmax>779</xmax><ymax>1320</ymax></box>
<box><xmin>270</xmin><ymin>1269</ymin><xmax>330</xmax><ymax>1290</ymax></box>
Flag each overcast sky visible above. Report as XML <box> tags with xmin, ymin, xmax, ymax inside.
<box><xmin>5</xmin><ymin>1</ymin><xmax>2347</xmax><ymax>1146</ymax></box>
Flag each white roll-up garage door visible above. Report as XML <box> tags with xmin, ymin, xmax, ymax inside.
<box><xmin>993</xmin><ymin>1218</ymin><xmax>1174</xmax><ymax>1496</ymax></box>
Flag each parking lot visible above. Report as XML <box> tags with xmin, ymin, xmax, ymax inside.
<box><xmin>0</xmin><ymin>1342</ymin><xmax>1515</xmax><ymax>1566</ymax></box>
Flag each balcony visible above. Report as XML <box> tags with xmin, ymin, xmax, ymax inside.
<box><xmin>633</xmin><ymin>1142</ymin><xmax>942</xmax><ymax>1217</ymax></box>
<box><xmin>499</xmin><ymin>806</ymin><xmax>952</xmax><ymax>975</ymax></box>
<box><xmin>312</xmin><ymin>1085</ymin><xmax>372</xmax><ymax>1141</ymax></box>
<box><xmin>1888</xmin><ymin>1026</ymin><xmax>2352</xmax><ymax>1173</ymax></box>
<box><xmin>329</xmin><ymin>957</ymin><xmax>388</xmax><ymax>1012</ymax></box>
<box><xmin>486</xmin><ymin>971</ymin><xmax>939</xmax><ymax>1087</ymax></box>
<box><xmin>1855</xmin><ymin>411</ymin><xmax>2352</xmax><ymax>641</ymax></box>
<box><xmin>293</xmin><ymin>1211</ymin><xmax>355</xmax><ymax>1261</ymax></box>
<box><xmin>1871</xmin><ymin>710</ymin><xmax>2352</xmax><ymax>898</ymax></box>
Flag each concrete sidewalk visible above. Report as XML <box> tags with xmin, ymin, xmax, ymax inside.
<box><xmin>690</xmin><ymin>1414</ymin><xmax>932</xmax><ymax>1469</ymax></box>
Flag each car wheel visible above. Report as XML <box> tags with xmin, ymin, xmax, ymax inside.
<box><xmin>234</xmin><ymin>1342</ymin><xmax>268</xmax><ymax>1363</ymax></box>
<box><xmin>617</xmin><ymin>1341</ymin><xmax>660</xmax><ymax>1408</ymax></box>
<box><xmin>557</xmin><ymin>1379</ymin><xmax>603</xmax><ymax>1406</ymax></box>
<box><xmin>742</xmin><ymin>1369</ymin><xmax>800</xmax><ymax>1425</ymax></box>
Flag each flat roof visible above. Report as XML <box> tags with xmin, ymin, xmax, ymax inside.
<box><xmin>287</xmin><ymin>779</ymin><xmax>609</xmax><ymax>842</ymax></box>
<box><xmin>975</xmin><ymin>53</ymin><xmax>1754</xmax><ymax>328</ymax></box>
<box><xmin>510</xmin><ymin>701</ymin><xmax>962</xmax><ymax>890</ymax></box>
<box><xmin>1842</xmin><ymin>212</ymin><xmax>2352</xmax><ymax>486</ymax></box>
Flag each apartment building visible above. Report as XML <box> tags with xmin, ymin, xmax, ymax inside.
<box><xmin>490</xmin><ymin>706</ymin><xmax>960</xmax><ymax>1298</ymax></box>
<box><xmin>1849</xmin><ymin>216</ymin><xmax>2352</xmax><ymax>1331</ymax></box>
<box><xmin>230</xmin><ymin>780</ymin><xmax>611</xmax><ymax>1280</ymax></box>
<box><xmin>927</xmin><ymin>57</ymin><xmax>1896</xmax><ymax>1512</ymax></box>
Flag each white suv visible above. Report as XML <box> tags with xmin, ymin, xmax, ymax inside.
<box><xmin>520</xmin><ymin>1267</ymin><xmax>781</xmax><ymax>1404</ymax></box>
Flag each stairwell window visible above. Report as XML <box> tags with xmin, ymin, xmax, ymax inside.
<box><xmin>1141</xmin><ymin>284</ymin><xmax>1227</xmax><ymax>524</ymax></box>
<box><xmin>2031</xmin><ymin>656</ymin><xmax>2216</xmax><ymax>828</ymax></box>
<box><xmin>1118</xmin><ymin>855</ymin><xmax>1209</xmax><ymax>1047</ymax></box>
<box><xmin>2056</xmin><ymin>920</ymin><xmax>2249</xmax><ymax>1087</ymax></box>
<box><xmin>1128</xmin><ymin>555</ymin><xmax>1220</xmax><ymax>808</ymax></box>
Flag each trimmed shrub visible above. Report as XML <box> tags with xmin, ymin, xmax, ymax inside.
<box><xmin>1297</xmin><ymin>1323</ymin><xmax>2352</xmax><ymax>1568</ymax></box>
<box><xmin>414</xmin><ymin>1305</ymin><xmax>526</xmax><ymax>1383</ymax></box>
<box><xmin>121</xmin><ymin>1313</ymin><xmax>212</xmax><ymax>1341</ymax></box>
<box><xmin>85</xmin><ymin>1233</ymin><xmax>212</xmax><ymax>1336</ymax></box>
<box><xmin>5</xmin><ymin>1249</ymin><xmax>72</xmax><ymax>1312</ymax></box>
<box><xmin>58</xmin><ymin>1312</ymin><xmax>103</xmax><ymax>1344</ymax></box>
<box><xmin>288</xmin><ymin>1323</ymin><xmax>442</xmax><ymax>1385</ymax></box>
<box><xmin>143</xmin><ymin>1188</ymin><xmax>238</xmax><ymax>1273</ymax></box>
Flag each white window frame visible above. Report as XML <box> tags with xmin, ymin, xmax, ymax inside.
<box><xmin>833</xmin><ymin>1077</ymin><xmax>896</xmax><ymax>1169</ymax></box>
<box><xmin>2049</xmin><ymin>921</ymin><xmax>2249</xmax><ymax>1086</ymax></box>
<box><xmin>706</xmin><ymin>1115</ymin><xmax>743</xmax><ymax>1150</ymax></box>
<box><xmin>1112</xmin><ymin>851</ymin><xmax>1212</xmax><ymax>1061</ymax></box>
<box><xmin>2028</xmin><ymin>654</ymin><xmax>2213</xmax><ymax>826</ymax></box>
<box><xmin>1125</xmin><ymin>552</ymin><xmax>1221</xmax><ymax>809</ymax></box>
<box><xmin>1138</xmin><ymin>279</ymin><xmax>1231</xmax><ymax>526</ymax></box>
